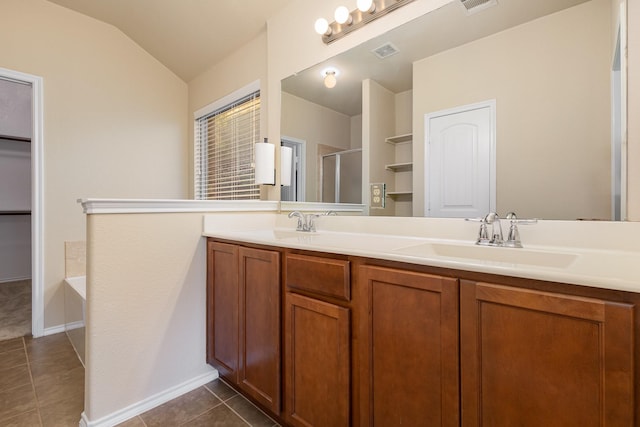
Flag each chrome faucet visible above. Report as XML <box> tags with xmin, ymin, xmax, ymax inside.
<box><xmin>468</xmin><ymin>212</ymin><xmax>537</xmax><ymax>248</ymax></box>
<box><xmin>483</xmin><ymin>212</ymin><xmax>503</xmax><ymax>246</ymax></box>
<box><xmin>288</xmin><ymin>211</ymin><xmax>335</xmax><ymax>232</ymax></box>
<box><xmin>288</xmin><ymin>211</ymin><xmax>305</xmax><ymax>231</ymax></box>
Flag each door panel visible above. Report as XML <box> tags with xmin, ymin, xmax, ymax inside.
<box><xmin>426</xmin><ymin>103</ymin><xmax>494</xmax><ymax>218</ymax></box>
<box><xmin>207</xmin><ymin>241</ymin><xmax>239</xmax><ymax>381</ymax></box>
<box><xmin>238</xmin><ymin>247</ymin><xmax>281</xmax><ymax>413</ymax></box>
<box><xmin>460</xmin><ymin>281</ymin><xmax>634</xmax><ymax>427</ymax></box>
<box><xmin>358</xmin><ymin>265</ymin><xmax>459</xmax><ymax>427</ymax></box>
<box><xmin>285</xmin><ymin>292</ymin><xmax>350</xmax><ymax>427</ymax></box>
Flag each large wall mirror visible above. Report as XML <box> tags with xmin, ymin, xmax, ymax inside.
<box><xmin>280</xmin><ymin>0</ymin><xmax>625</xmax><ymax>221</ymax></box>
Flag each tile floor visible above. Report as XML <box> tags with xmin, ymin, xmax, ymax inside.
<box><xmin>0</xmin><ymin>333</ymin><xmax>84</xmax><ymax>426</ymax></box>
<box><xmin>0</xmin><ymin>280</ymin><xmax>32</xmax><ymax>341</ymax></box>
<box><xmin>0</xmin><ymin>332</ymin><xmax>279</xmax><ymax>426</ymax></box>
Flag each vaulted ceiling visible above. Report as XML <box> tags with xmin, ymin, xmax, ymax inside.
<box><xmin>45</xmin><ymin>0</ymin><xmax>293</xmax><ymax>82</ymax></box>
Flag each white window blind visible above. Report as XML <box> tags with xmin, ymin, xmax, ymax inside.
<box><xmin>195</xmin><ymin>90</ymin><xmax>260</xmax><ymax>200</ymax></box>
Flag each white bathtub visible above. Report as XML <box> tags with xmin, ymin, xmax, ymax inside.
<box><xmin>64</xmin><ymin>275</ymin><xmax>86</xmax><ymax>364</ymax></box>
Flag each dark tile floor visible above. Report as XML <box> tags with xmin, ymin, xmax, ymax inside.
<box><xmin>0</xmin><ymin>332</ymin><xmax>279</xmax><ymax>426</ymax></box>
<box><xmin>117</xmin><ymin>380</ymin><xmax>279</xmax><ymax>427</ymax></box>
<box><xmin>0</xmin><ymin>280</ymin><xmax>32</xmax><ymax>341</ymax></box>
<box><xmin>0</xmin><ymin>333</ymin><xmax>84</xmax><ymax>426</ymax></box>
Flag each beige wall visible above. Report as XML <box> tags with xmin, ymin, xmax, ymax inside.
<box><xmin>0</xmin><ymin>0</ymin><xmax>187</xmax><ymax>330</ymax></box>
<box><xmin>413</xmin><ymin>0</ymin><xmax>612</xmax><ymax>220</ymax></box>
<box><xmin>187</xmin><ymin>32</ymin><xmax>269</xmax><ymax>199</ymax></box>
<box><xmin>350</xmin><ymin>115</ymin><xmax>363</xmax><ymax>150</ymax></box>
<box><xmin>395</xmin><ymin>90</ymin><xmax>413</xmax><ymax>136</ymax></box>
<box><xmin>281</xmin><ymin>92</ymin><xmax>353</xmax><ymax>202</ymax></box>
<box><xmin>85</xmin><ymin>212</ymin><xmax>213</xmax><ymax>422</ymax></box>
<box><xmin>364</xmin><ymin>79</ymin><xmax>396</xmax><ymax>216</ymax></box>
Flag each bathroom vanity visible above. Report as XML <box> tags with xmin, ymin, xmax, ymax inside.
<box><xmin>204</xmin><ymin>214</ymin><xmax>639</xmax><ymax>426</ymax></box>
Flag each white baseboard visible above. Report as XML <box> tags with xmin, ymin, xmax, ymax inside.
<box><xmin>65</xmin><ymin>320</ymin><xmax>85</xmax><ymax>331</ymax></box>
<box><xmin>0</xmin><ymin>275</ymin><xmax>31</xmax><ymax>284</ymax></box>
<box><xmin>79</xmin><ymin>369</ymin><xmax>219</xmax><ymax>427</ymax></box>
<box><xmin>42</xmin><ymin>319</ymin><xmax>85</xmax><ymax>336</ymax></box>
<box><xmin>43</xmin><ymin>324</ymin><xmax>67</xmax><ymax>336</ymax></box>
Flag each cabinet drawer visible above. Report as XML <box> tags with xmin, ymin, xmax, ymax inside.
<box><xmin>286</xmin><ymin>253</ymin><xmax>350</xmax><ymax>301</ymax></box>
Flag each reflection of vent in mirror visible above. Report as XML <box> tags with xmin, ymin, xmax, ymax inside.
<box><xmin>460</xmin><ymin>0</ymin><xmax>497</xmax><ymax>14</ymax></box>
<box><xmin>371</xmin><ymin>42</ymin><xmax>399</xmax><ymax>60</ymax></box>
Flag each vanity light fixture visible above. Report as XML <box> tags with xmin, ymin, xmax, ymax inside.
<box><xmin>322</xmin><ymin>68</ymin><xmax>339</xmax><ymax>89</ymax></box>
<box><xmin>315</xmin><ymin>0</ymin><xmax>416</xmax><ymax>44</ymax></box>
<box><xmin>314</xmin><ymin>18</ymin><xmax>331</xmax><ymax>36</ymax></box>
<box><xmin>334</xmin><ymin>6</ymin><xmax>353</xmax><ymax>25</ymax></box>
<box><xmin>357</xmin><ymin>0</ymin><xmax>376</xmax><ymax>13</ymax></box>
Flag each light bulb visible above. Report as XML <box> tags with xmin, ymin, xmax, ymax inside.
<box><xmin>314</xmin><ymin>18</ymin><xmax>330</xmax><ymax>35</ymax></box>
<box><xmin>357</xmin><ymin>0</ymin><xmax>375</xmax><ymax>13</ymax></box>
<box><xmin>324</xmin><ymin>72</ymin><xmax>337</xmax><ymax>89</ymax></box>
<box><xmin>334</xmin><ymin>6</ymin><xmax>352</xmax><ymax>25</ymax></box>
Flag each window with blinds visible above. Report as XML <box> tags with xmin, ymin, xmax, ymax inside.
<box><xmin>194</xmin><ymin>90</ymin><xmax>260</xmax><ymax>200</ymax></box>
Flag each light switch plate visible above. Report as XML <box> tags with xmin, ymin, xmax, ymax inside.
<box><xmin>370</xmin><ymin>183</ymin><xmax>386</xmax><ymax>209</ymax></box>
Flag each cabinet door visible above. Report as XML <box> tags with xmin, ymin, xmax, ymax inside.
<box><xmin>207</xmin><ymin>241</ymin><xmax>239</xmax><ymax>382</ymax></box>
<box><xmin>238</xmin><ymin>247</ymin><xmax>281</xmax><ymax>414</ymax></box>
<box><xmin>358</xmin><ymin>266</ymin><xmax>459</xmax><ymax>427</ymax></box>
<box><xmin>460</xmin><ymin>281</ymin><xmax>634</xmax><ymax>427</ymax></box>
<box><xmin>285</xmin><ymin>292</ymin><xmax>350</xmax><ymax>427</ymax></box>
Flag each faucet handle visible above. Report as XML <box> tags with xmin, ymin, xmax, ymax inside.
<box><xmin>503</xmin><ymin>212</ymin><xmax>537</xmax><ymax>248</ymax></box>
<box><xmin>288</xmin><ymin>211</ymin><xmax>305</xmax><ymax>231</ymax></box>
<box><xmin>505</xmin><ymin>222</ymin><xmax>522</xmax><ymax>248</ymax></box>
<box><xmin>304</xmin><ymin>213</ymin><xmax>321</xmax><ymax>232</ymax></box>
<box><xmin>465</xmin><ymin>217</ymin><xmax>491</xmax><ymax>245</ymax></box>
<box><xmin>506</xmin><ymin>212</ymin><xmax>538</xmax><ymax>225</ymax></box>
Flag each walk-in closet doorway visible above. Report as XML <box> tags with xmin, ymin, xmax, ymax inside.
<box><xmin>0</xmin><ymin>67</ymin><xmax>44</xmax><ymax>339</ymax></box>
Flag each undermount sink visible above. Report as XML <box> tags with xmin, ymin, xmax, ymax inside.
<box><xmin>394</xmin><ymin>241</ymin><xmax>578</xmax><ymax>269</ymax></box>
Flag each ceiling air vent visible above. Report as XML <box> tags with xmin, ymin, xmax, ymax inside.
<box><xmin>371</xmin><ymin>42</ymin><xmax>400</xmax><ymax>60</ymax></box>
<box><xmin>460</xmin><ymin>0</ymin><xmax>498</xmax><ymax>14</ymax></box>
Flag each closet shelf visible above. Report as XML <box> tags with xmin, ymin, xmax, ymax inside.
<box><xmin>0</xmin><ymin>211</ymin><xmax>31</xmax><ymax>215</ymax></box>
<box><xmin>0</xmin><ymin>134</ymin><xmax>31</xmax><ymax>143</ymax></box>
<box><xmin>385</xmin><ymin>162</ymin><xmax>413</xmax><ymax>172</ymax></box>
<box><xmin>386</xmin><ymin>191</ymin><xmax>413</xmax><ymax>198</ymax></box>
<box><xmin>385</xmin><ymin>133</ymin><xmax>412</xmax><ymax>145</ymax></box>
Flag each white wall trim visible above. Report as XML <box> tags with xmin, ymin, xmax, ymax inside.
<box><xmin>0</xmin><ymin>67</ymin><xmax>45</xmax><ymax>338</ymax></box>
<box><xmin>43</xmin><ymin>320</ymin><xmax>84</xmax><ymax>336</ymax></box>
<box><xmin>65</xmin><ymin>320</ymin><xmax>85</xmax><ymax>330</ymax></box>
<box><xmin>80</xmin><ymin>370</ymin><xmax>218</xmax><ymax>427</ymax></box>
<box><xmin>78</xmin><ymin>198</ymin><xmax>279</xmax><ymax>214</ymax></box>
<box><xmin>193</xmin><ymin>80</ymin><xmax>260</xmax><ymax>119</ymax></box>
<box><xmin>279</xmin><ymin>201</ymin><xmax>366</xmax><ymax>213</ymax></box>
<box><xmin>43</xmin><ymin>324</ymin><xmax>67</xmax><ymax>336</ymax></box>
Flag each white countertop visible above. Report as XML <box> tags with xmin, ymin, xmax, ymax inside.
<box><xmin>203</xmin><ymin>213</ymin><xmax>640</xmax><ymax>294</ymax></box>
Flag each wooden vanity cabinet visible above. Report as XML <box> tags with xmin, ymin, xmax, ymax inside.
<box><xmin>460</xmin><ymin>280</ymin><xmax>635</xmax><ymax>427</ymax></box>
<box><xmin>358</xmin><ymin>265</ymin><xmax>460</xmax><ymax>427</ymax></box>
<box><xmin>206</xmin><ymin>240</ymin><xmax>281</xmax><ymax>414</ymax></box>
<box><xmin>208</xmin><ymin>238</ymin><xmax>637</xmax><ymax>426</ymax></box>
<box><xmin>206</xmin><ymin>241</ymin><xmax>238</xmax><ymax>380</ymax></box>
<box><xmin>284</xmin><ymin>252</ymin><xmax>352</xmax><ymax>427</ymax></box>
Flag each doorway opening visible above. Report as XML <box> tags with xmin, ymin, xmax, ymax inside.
<box><xmin>0</xmin><ymin>67</ymin><xmax>44</xmax><ymax>339</ymax></box>
<box><xmin>321</xmin><ymin>148</ymin><xmax>363</xmax><ymax>204</ymax></box>
<box><xmin>281</xmin><ymin>137</ymin><xmax>306</xmax><ymax>202</ymax></box>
